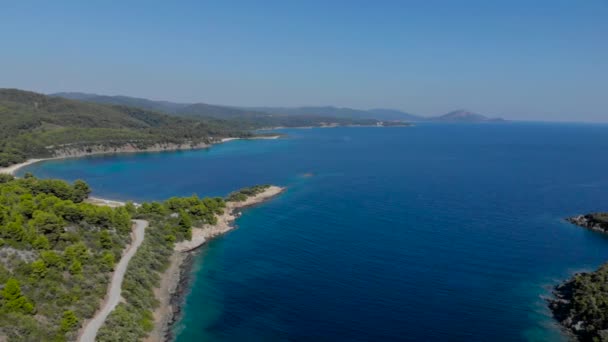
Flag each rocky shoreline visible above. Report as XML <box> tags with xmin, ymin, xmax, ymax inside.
<box><xmin>162</xmin><ymin>251</ymin><xmax>197</xmax><ymax>342</ymax></box>
<box><xmin>548</xmin><ymin>274</ymin><xmax>584</xmax><ymax>340</ymax></box>
<box><xmin>546</xmin><ymin>213</ymin><xmax>608</xmax><ymax>341</ymax></box>
<box><xmin>566</xmin><ymin>214</ymin><xmax>608</xmax><ymax>234</ymax></box>
<box><xmin>148</xmin><ymin>186</ymin><xmax>286</xmax><ymax>342</ymax></box>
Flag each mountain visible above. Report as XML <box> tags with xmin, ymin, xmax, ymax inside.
<box><xmin>0</xmin><ymin>89</ymin><xmax>249</xmax><ymax>167</ymax></box>
<box><xmin>177</xmin><ymin>103</ymin><xmax>269</xmax><ymax>119</ymax></box>
<box><xmin>50</xmin><ymin>93</ymin><xmax>398</xmax><ymax>128</ymax></box>
<box><xmin>250</xmin><ymin>106</ymin><xmax>423</xmax><ymax>121</ymax></box>
<box><xmin>367</xmin><ymin>108</ymin><xmax>426</xmax><ymax>121</ymax></box>
<box><xmin>432</xmin><ymin>110</ymin><xmax>505</xmax><ymax>123</ymax></box>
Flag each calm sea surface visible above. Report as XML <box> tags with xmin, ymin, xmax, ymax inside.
<box><xmin>21</xmin><ymin>123</ymin><xmax>608</xmax><ymax>341</ymax></box>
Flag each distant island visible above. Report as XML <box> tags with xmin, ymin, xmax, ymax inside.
<box><xmin>549</xmin><ymin>213</ymin><xmax>608</xmax><ymax>341</ymax></box>
<box><xmin>431</xmin><ymin>110</ymin><xmax>506</xmax><ymax>123</ymax></box>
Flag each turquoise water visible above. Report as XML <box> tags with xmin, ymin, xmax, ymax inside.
<box><xmin>21</xmin><ymin>123</ymin><xmax>608</xmax><ymax>341</ymax></box>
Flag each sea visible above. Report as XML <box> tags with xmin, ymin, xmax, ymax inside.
<box><xmin>19</xmin><ymin>122</ymin><xmax>608</xmax><ymax>341</ymax></box>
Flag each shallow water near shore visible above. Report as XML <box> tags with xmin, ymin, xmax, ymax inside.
<box><xmin>21</xmin><ymin>123</ymin><xmax>608</xmax><ymax>341</ymax></box>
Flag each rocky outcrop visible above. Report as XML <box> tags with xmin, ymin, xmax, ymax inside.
<box><xmin>548</xmin><ymin>267</ymin><xmax>608</xmax><ymax>341</ymax></box>
<box><xmin>566</xmin><ymin>214</ymin><xmax>608</xmax><ymax>234</ymax></box>
<box><xmin>51</xmin><ymin>142</ymin><xmax>211</xmax><ymax>159</ymax></box>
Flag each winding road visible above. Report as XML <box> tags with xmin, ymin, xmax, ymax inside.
<box><xmin>79</xmin><ymin>219</ymin><xmax>148</xmax><ymax>342</ymax></box>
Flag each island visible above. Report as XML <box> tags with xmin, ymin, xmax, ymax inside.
<box><xmin>549</xmin><ymin>213</ymin><xmax>608</xmax><ymax>341</ymax></box>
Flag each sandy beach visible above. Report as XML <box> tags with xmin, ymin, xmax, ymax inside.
<box><xmin>221</xmin><ymin>135</ymin><xmax>281</xmax><ymax>143</ymax></box>
<box><xmin>0</xmin><ymin>158</ymin><xmax>57</xmax><ymax>175</ymax></box>
<box><xmin>84</xmin><ymin>197</ymin><xmax>127</xmax><ymax>208</ymax></box>
<box><xmin>0</xmin><ymin>135</ymin><xmax>281</xmax><ymax>177</ymax></box>
<box><xmin>146</xmin><ymin>185</ymin><xmax>285</xmax><ymax>342</ymax></box>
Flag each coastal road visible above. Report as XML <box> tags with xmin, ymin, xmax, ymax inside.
<box><xmin>79</xmin><ymin>219</ymin><xmax>148</xmax><ymax>342</ymax></box>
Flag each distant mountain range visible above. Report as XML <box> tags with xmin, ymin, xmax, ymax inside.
<box><xmin>248</xmin><ymin>106</ymin><xmax>424</xmax><ymax>121</ymax></box>
<box><xmin>432</xmin><ymin>110</ymin><xmax>506</xmax><ymax>123</ymax></box>
<box><xmin>51</xmin><ymin>92</ymin><xmax>505</xmax><ymax>123</ymax></box>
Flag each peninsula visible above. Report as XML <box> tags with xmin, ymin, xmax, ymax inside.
<box><xmin>0</xmin><ymin>172</ymin><xmax>284</xmax><ymax>341</ymax></box>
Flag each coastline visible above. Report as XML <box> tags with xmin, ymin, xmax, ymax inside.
<box><xmin>0</xmin><ymin>135</ymin><xmax>281</xmax><ymax>176</ymax></box>
<box><xmin>147</xmin><ymin>185</ymin><xmax>286</xmax><ymax>342</ymax></box>
<box><xmin>547</xmin><ymin>214</ymin><xmax>608</xmax><ymax>340</ymax></box>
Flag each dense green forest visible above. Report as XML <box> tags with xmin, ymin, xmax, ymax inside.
<box><xmin>0</xmin><ymin>89</ymin><xmax>251</xmax><ymax>167</ymax></box>
<box><xmin>0</xmin><ymin>174</ymin><xmax>259</xmax><ymax>341</ymax></box>
<box><xmin>0</xmin><ymin>174</ymin><xmax>131</xmax><ymax>341</ymax></box>
<box><xmin>96</xmin><ymin>195</ymin><xmax>226</xmax><ymax>341</ymax></box>
<box><xmin>551</xmin><ymin>261</ymin><xmax>608</xmax><ymax>341</ymax></box>
<box><xmin>550</xmin><ymin>212</ymin><xmax>608</xmax><ymax>341</ymax></box>
<box><xmin>52</xmin><ymin>92</ymin><xmax>400</xmax><ymax>131</ymax></box>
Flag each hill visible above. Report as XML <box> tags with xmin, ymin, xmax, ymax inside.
<box><xmin>367</xmin><ymin>108</ymin><xmax>426</xmax><ymax>121</ymax></box>
<box><xmin>50</xmin><ymin>92</ymin><xmax>400</xmax><ymax>128</ymax></box>
<box><xmin>251</xmin><ymin>106</ymin><xmax>423</xmax><ymax>121</ymax></box>
<box><xmin>51</xmin><ymin>92</ymin><xmax>267</xmax><ymax>119</ymax></box>
<box><xmin>0</xmin><ymin>89</ymin><xmax>249</xmax><ymax>167</ymax></box>
<box><xmin>52</xmin><ymin>94</ymin><xmax>422</xmax><ymax>122</ymax></box>
<box><xmin>431</xmin><ymin>110</ymin><xmax>505</xmax><ymax>123</ymax></box>
<box><xmin>51</xmin><ymin>92</ymin><xmax>507</xmax><ymax>124</ymax></box>
<box><xmin>51</xmin><ymin>92</ymin><xmax>187</xmax><ymax>114</ymax></box>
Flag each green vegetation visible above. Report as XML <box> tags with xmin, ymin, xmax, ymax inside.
<box><xmin>0</xmin><ymin>174</ymin><xmax>231</xmax><ymax>341</ymax></box>
<box><xmin>551</xmin><ymin>263</ymin><xmax>608</xmax><ymax>341</ymax></box>
<box><xmin>0</xmin><ymin>175</ymin><xmax>131</xmax><ymax>341</ymax></box>
<box><xmin>1</xmin><ymin>88</ymin><xmax>409</xmax><ymax>168</ymax></box>
<box><xmin>551</xmin><ymin>212</ymin><xmax>608</xmax><ymax>341</ymax></box>
<box><xmin>226</xmin><ymin>185</ymin><xmax>271</xmax><ymax>202</ymax></box>
<box><xmin>96</xmin><ymin>195</ymin><xmax>225</xmax><ymax>341</ymax></box>
<box><xmin>53</xmin><ymin>92</ymin><xmax>399</xmax><ymax>132</ymax></box>
<box><xmin>0</xmin><ymin>89</ymin><xmax>251</xmax><ymax>167</ymax></box>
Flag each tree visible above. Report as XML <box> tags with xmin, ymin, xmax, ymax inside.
<box><xmin>124</xmin><ymin>201</ymin><xmax>137</xmax><ymax>215</ymax></box>
<box><xmin>0</xmin><ymin>174</ymin><xmax>14</xmax><ymax>183</ymax></box>
<box><xmin>30</xmin><ymin>210</ymin><xmax>64</xmax><ymax>245</ymax></box>
<box><xmin>176</xmin><ymin>210</ymin><xmax>193</xmax><ymax>240</ymax></box>
<box><xmin>178</xmin><ymin>210</ymin><xmax>192</xmax><ymax>231</ymax></box>
<box><xmin>40</xmin><ymin>250</ymin><xmax>64</xmax><ymax>269</ymax></box>
<box><xmin>4</xmin><ymin>218</ymin><xmax>26</xmax><ymax>242</ymax></box>
<box><xmin>54</xmin><ymin>201</ymin><xmax>83</xmax><ymax>222</ymax></box>
<box><xmin>100</xmin><ymin>251</ymin><xmax>115</xmax><ymax>271</ymax></box>
<box><xmin>69</xmin><ymin>260</ymin><xmax>82</xmax><ymax>275</ymax></box>
<box><xmin>111</xmin><ymin>207</ymin><xmax>131</xmax><ymax>234</ymax></box>
<box><xmin>71</xmin><ymin>180</ymin><xmax>91</xmax><ymax>203</ymax></box>
<box><xmin>60</xmin><ymin>310</ymin><xmax>78</xmax><ymax>333</ymax></box>
<box><xmin>1</xmin><ymin>278</ymin><xmax>34</xmax><ymax>314</ymax></box>
<box><xmin>65</xmin><ymin>242</ymin><xmax>89</xmax><ymax>263</ymax></box>
<box><xmin>17</xmin><ymin>194</ymin><xmax>35</xmax><ymax>218</ymax></box>
<box><xmin>2</xmin><ymin>278</ymin><xmax>22</xmax><ymax>301</ymax></box>
<box><xmin>32</xmin><ymin>235</ymin><xmax>50</xmax><ymax>250</ymax></box>
<box><xmin>30</xmin><ymin>259</ymin><xmax>47</xmax><ymax>279</ymax></box>
<box><xmin>99</xmin><ymin>230</ymin><xmax>113</xmax><ymax>249</ymax></box>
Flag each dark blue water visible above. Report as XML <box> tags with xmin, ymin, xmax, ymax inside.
<box><xmin>21</xmin><ymin>123</ymin><xmax>608</xmax><ymax>341</ymax></box>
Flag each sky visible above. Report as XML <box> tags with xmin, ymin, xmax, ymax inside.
<box><xmin>1</xmin><ymin>0</ymin><xmax>607</xmax><ymax>122</ymax></box>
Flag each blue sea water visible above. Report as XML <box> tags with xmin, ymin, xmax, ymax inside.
<box><xmin>20</xmin><ymin>123</ymin><xmax>608</xmax><ymax>341</ymax></box>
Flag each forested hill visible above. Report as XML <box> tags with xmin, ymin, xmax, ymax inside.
<box><xmin>52</xmin><ymin>92</ymin><xmax>416</xmax><ymax>123</ymax></box>
<box><xmin>52</xmin><ymin>92</ymin><xmax>282</xmax><ymax>119</ymax></box>
<box><xmin>0</xmin><ymin>89</ymin><xmax>250</xmax><ymax>167</ymax></box>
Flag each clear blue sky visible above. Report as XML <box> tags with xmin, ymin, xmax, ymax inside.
<box><xmin>1</xmin><ymin>1</ymin><xmax>607</xmax><ymax>122</ymax></box>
